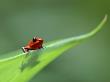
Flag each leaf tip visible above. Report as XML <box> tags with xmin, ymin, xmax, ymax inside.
<box><xmin>104</xmin><ymin>14</ymin><xmax>108</xmax><ymax>22</ymax></box>
<box><xmin>88</xmin><ymin>14</ymin><xmax>108</xmax><ymax>37</ymax></box>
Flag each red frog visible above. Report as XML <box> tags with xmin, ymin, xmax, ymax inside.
<box><xmin>22</xmin><ymin>36</ymin><xmax>43</xmax><ymax>53</ymax></box>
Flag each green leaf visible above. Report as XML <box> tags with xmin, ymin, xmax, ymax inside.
<box><xmin>0</xmin><ymin>15</ymin><xmax>107</xmax><ymax>82</ymax></box>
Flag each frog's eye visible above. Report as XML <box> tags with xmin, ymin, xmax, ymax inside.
<box><xmin>33</xmin><ymin>37</ymin><xmax>37</xmax><ymax>42</ymax></box>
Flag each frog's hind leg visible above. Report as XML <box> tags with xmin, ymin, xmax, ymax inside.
<box><xmin>22</xmin><ymin>47</ymin><xmax>29</xmax><ymax>53</ymax></box>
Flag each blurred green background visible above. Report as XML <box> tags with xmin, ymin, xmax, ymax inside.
<box><xmin>0</xmin><ymin>0</ymin><xmax>110</xmax><ymax>82</ymax></box>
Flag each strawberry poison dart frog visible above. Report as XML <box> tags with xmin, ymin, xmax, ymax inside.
<box><xmin>22</xmin><ymin>37</ymin><xmax>43</xmax><ymax>53</ymax></box>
